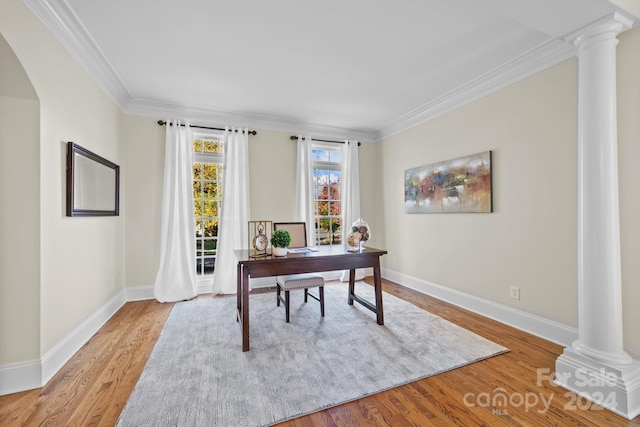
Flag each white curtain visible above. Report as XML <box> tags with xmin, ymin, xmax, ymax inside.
<box><xmin>340</xmin><ymin>139</ymin><xmax>365</xmax><ymax>281</ymax></box>
<box><xmin>212</xmin><ymin>127</ymin><xmax>250</xmax><ymax>294</ymax></box>
<box><xmin>153</xmin><ymin>120</ymin><xmax>197</xmax><ymax>302</ymax></box>
<box><xmin>296</xmin><ymin>136</ymin><xmax>315</xmax><ymax>246</ymax></box>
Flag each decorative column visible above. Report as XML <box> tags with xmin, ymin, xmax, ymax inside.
<box><xmin>555</xmin><ymin>13</ymin><xmax>640</xmax><ymax>420</ymax></box>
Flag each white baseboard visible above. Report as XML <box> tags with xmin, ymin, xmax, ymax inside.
<box><xmin>382</xmin><ymin>268</ymin><xmax>578</xmax><ymax>348</ymax></box>
<box><xmin>0</xmin><ymin>360</ymin><xmax>42</xmax><ymax>395</ymax></box>
<box><xmin>41</xmin><ymin>290</ymin><xmax>126</xmax><ymax>385</ymax></box>
<box><xmin>126</xmin><ymin>285</ymin><xmax>154</xmax><ymax>301</ymax></box>
<box><xmin>126</xmin><ymin>282</ymin><xmax>211</xmax><ymax>300</ymax></box>
<box><xmin>0</xmin><ymin>289</ymin><xmax>126</xmax><ymax>396</ymax></box>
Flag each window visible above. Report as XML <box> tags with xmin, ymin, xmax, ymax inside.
<box><xmin>193</xmin><ymin>132</ymin><xmax>224</xmax><ymax>275</ymax></box>
<box><xmin>312</xmin><ymin>144</ymin><xmax>342</xmax><ymax>247</ymax></box>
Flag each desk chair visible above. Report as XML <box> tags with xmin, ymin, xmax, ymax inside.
<box><xmin>273</xmin><ymin>222</ymin><xmax>325</xmax><ymax>322</ymax></box>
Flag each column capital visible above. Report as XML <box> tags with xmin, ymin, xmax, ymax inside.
<box><xmin>565</xmin><ymin>12</ymin><xmax>634</xmax><ymax>47</ymax></box>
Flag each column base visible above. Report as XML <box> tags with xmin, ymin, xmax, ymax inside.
<box><xmin>555</xmin><ymin>347</ymin><xmax>640</xmax><ymax>420</ymax></box>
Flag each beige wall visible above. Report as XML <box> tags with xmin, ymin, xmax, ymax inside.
<box><xmin>378</xmin><ymin>26</ymin><xmax>640</xmax><ymax>359</ymax></box>
<box><xmin>248</xmin><ymin>129</ymin><xmax>298</xmax><ymax>223</ymax></box>
<box><xmin>0</xmin><ymin>95</ymin><xmax>40</xmax><ymax>365</ymax></box>
<box><xmin>122</xmin><ymin>116</ymin><xmax>165</xmax><ymax>288</ymax></box>
<box><xmin>617</xmin><ymin>26</ymin><xmax>640</xmax><ymax>359</ymax></box>
<box><xmin>0</xmin><ymin>31</ymin><xmax>41</xmax><ymax>365</ymax></box>
<box><xmin>0</xmin><ymin>0</ymin><xmax>125</xmax><ymax>361</ymax></box>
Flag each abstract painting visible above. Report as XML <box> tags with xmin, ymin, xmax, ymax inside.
<box><xmin>404</xmin><ymin>151</ymin><xmax>492</xmax><ymax>213</ymax></box>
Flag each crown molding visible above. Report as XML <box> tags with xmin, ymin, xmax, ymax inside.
<box><xmin>28</xmin><ymin>2</ymin><xmax>633</xmax><ymax>144</ymax></box>
<box><xmin>375</xmin><ymin>37</ymin><xmax>577</xmax><ymax>141</ymax></box>
<box><xmin>123</xmin><ymin>98</ymin><xmax>378</xmax><ymax>142</ymax></box>
<box><xmin>22</xmin><ymin>0</ymin><xmax>378</xmax><ymax>141</ymax></box>
<box><xmin>564</xmin><ymin>12</ymin><xmax>634</xmax><ymax>46</ymax></box>
<box><xmin>23</xmin><ymin>0</ymin><xmax>132</xmax><ymax>106</ymax></box>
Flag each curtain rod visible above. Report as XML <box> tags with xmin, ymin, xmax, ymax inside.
<box><xmin>289</xmin><ymin>135</ymin><xmax>360</xmax><ymax>146</ymax></box>
<box><xmin>157</xmin><ymin>120</ymin><xmax>257</xmax><ymax>136</ymax></box>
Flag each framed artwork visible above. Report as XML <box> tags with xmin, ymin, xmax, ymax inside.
<box><xmin>404</xmin><ymin>151</ymin><xmax>492</xmax><ymax>214</ymax></box>
<box><xmin>66</xmin><ymin>142</ymin><xmax>120</xmax><ymax>217</ymax></box>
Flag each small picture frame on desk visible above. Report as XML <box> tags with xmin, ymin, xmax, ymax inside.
<box><xmin>248</xmin><ymin>220</ymin><xmax>272</xmax><ymax>258</ymax></box>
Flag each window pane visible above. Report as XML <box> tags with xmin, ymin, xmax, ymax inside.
<box><xmin>328</xmin><ymin>185</ymin><xmax>340</xmax><ymax>201</ymax></box>
<box><xmin>316</xmin><ymin>200</ymin><xmax>328</xmax><ymax>216</ymax></box>
<box><xmin>202</xmin><ymin>182</ymin><xmax>220</xmax><ymax>199</ymax></box>
<box><xmin>193</xmin><ymin>162</ymin><xmax>203</xmax><ymax>177</ymax></box>
<box><xmin>203</xmin><ymin>139</ymin><xmax>223</xmax><ymax>153</ymax></box>
<box><xmin>193</xmin><ymin>200</ymin><xmax>203</xmax><ymax>217</ymax></box>
<box><xmin>203</xmin><ymin>200</ymin><xmax>219</xmax><ymax>217</ymax></box>
<box><xmin>203</xmin><ymin>220</ymin><xmax>218</xmax><ymax>237</ymax></box>
<box><xmin>333</xmin><ymin>217</ymin><xmax>342</xmax><ymax>234</ymax></box>
<box><xmin>202</xmin><ymin>163</ymin><xmax>220</xmax><ymax>180</ymax></box>
<box><xmin>202</xmin><ymin>239</ymin><xmax>217</xmax><ymax>255</ymax></box>
<box><xmin>314</xmin><ymin>169</ymin><xmax>330</xmax><ymax>185</ymax></box>
<box><xmin>330</xmin><ymin>150</ymin><xmax>341</xmax><ymax>163</ymax></box>
<box><xmin>194</xmin><ymin>140</ymin><xmax>203</xmax><ymax>152</ymax></box>
<box><xmin>332</xmin><ymin>231</ymin><xmax>342</xmax><ymax>244</ymax></box>
<box><xmin>201</xmin><ymin>257</ymin><xmax>215</xmax><ymax>274</ymax></box>
<box><xmin>312</xmin><ymin>149</ymin><xmax>329</xmax><ymax>162</ymax></box>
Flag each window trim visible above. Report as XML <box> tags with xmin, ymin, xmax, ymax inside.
<box><xmin>193</xmin><ymin>131</ymin><xmax>225</xmax><ymax>276</ymax></box>
<box><xmin>311</xmin><ymin>142</ymin><xmax>342</xmax><ymax>248</ymax></box>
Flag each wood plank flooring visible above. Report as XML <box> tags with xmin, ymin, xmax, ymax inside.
<box><xmin>1</xmin><ymin>278</ymin><xmax>638</xmax><ymax>426</ymax></box>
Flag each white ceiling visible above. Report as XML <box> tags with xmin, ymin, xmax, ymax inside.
<box><xmin>25</xmin><ymin>0</ymin><xmax>637</xmax><ymax>141</ymax></box>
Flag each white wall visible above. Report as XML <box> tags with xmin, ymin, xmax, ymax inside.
<box><xmin>378</xmin><ymin>26</ymin><xmax>640</xmax><ymax>359</ymax></box>
<box><xmin>0</xmin><ymin>0</ymin><xmax>125</xmax><ymax>367</ymax></box>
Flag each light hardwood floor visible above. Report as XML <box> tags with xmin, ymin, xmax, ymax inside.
<box><xmin>1</xmin><ymin>278</ymin><xmax>639</xmax><ymax>426</ymax></box>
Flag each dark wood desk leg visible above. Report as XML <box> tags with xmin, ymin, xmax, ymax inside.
<box><xmin>236</xmin><ymin>263</ymin><xmax>241</xmax><ymax>322</ymax></box>
<box><xmin>373</xmin><ymin>260</ymin><xmax>384</xmax><ymax>325</ymax></box>
<box><xmin>348</xmin><ymin>268</ymin><xmax>356</xmax><ymax>305</ymax></box>
<box><xmin>242</xmin><ymin>265</ymin><xmax>250</xmax><ymax>351</ymax></box>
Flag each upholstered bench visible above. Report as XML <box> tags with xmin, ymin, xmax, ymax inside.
<box><xmin>276</xmin><ymin>273</ymin><xmax>325</xmax><ymax>323</ymax></box>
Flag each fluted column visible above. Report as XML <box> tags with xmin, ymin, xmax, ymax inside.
<box><xmin>555</xmin><ymin>13</ymin><xmax>640</xmax><ymax>420</ymax></box>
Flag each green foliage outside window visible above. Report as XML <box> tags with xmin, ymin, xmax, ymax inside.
<box><xmin>194</xmin><ymin>137</ymin><xmax>224</xmax><ymax>275</ymax></box>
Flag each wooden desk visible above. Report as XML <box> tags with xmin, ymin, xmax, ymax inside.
<box><xmin>235</xmin><ymin>246</ymin><xmax>387</xmax><ymax>351</ymax></box>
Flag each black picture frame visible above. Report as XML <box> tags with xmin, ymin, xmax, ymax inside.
<box><xmin>66</xmin><ymin>141</ymin><xmax>120</xmax><ymax>217</ymax></box>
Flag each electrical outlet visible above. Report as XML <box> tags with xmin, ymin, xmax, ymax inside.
<box><xmin>510</xmin><ymin>286</ymin><xmax>520</xmax><ymax>300</ymax></box>
<box><xmin>392</xmin><ymin>256</ymin><xmax>397</xmax><ymax>266</ymax></box>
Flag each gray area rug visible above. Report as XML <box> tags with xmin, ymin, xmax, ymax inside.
<box><xmin>117</xmin><ymin>282</ymin><xmax>508</xmax><ymax>426</ymax></box>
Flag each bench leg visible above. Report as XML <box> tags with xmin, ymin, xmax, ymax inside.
<box><xmin>320</xmin><ymin>286</ymin><xmax>325</xmax><ymax>317</ymax></box>
<box><xmin>276</xmin><ymin>285</ymin><xmax>281</xmax><ymax>306</ymax></box>
<box><xmin>285</xmin><ymin>290</ymin><xmax>290</xmax><ymax>323</ymax></box>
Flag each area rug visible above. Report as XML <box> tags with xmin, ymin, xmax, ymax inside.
<box><xmin>117</xmin><ymin>282</ymin><xmax>507</xmax><ymax>426</ymax></box>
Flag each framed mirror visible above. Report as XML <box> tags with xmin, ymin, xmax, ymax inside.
<box><xmin>66</xmin><ymin>141</ymin><xmax>120</xmax><ymax>216</ymax></box>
